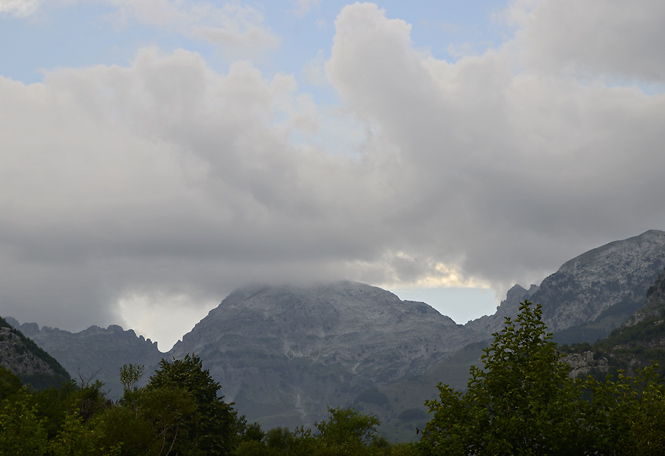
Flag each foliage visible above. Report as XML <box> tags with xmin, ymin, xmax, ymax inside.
<box><xmin>0</xmin><ymin>366</ymin><xmax>23</xmax><ymax>401</ymax></box>
<box><xmin>231</xmin><ymin>407</ymin><xmax>416</xmax><ymax>456</ymax></box>
<box><xmin>315</xmin><ymin>405</ymin><xmax>382</xmax><ymax>450</ymax></box>
<box><xmin>0</xmin><ymin>390</ymin><xmax>48</xmax><ymax>455</ymax></box>
<box><xmin>120</xmin><ymin>363</ymin><xmax>145</xmax><ymax>393</ymax></box>
<box><xmin>145</xmin><ymin>354</ymin><xmax>239</xmax><ymax>455</ymax></box>
<box><xmin>419</xmin><ymin>301</ymin><xmax>585</xmax><ymax>455</ymax></box>
<box><xmin>418</xmin><ymin>300</ymin><xmax>665</xmax><ymax>456</ymax></box>
<box><xmin>581</xmin><ymin>364</ymin><xmax>665</xmax><ymax>455</ymax></box>
<box><xmin>8</xmin><ymin>300</ymin><xmax>665</xmax><ymax>455</ymax></box>
<box><xmin>49</xmin><ymin>409</ymin><xmax>122</xmax><ymax>456</ymax></box>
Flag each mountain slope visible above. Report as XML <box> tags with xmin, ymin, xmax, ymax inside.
<box><xmin>468</xmin><ymin>230</ymin><xmax>665</xmax><ymax>344</ymax></box>
<box><xmin>7</xmin><ymin>230</ymin><xmax>665</xmax><ymax>434</ymax></box>
<box><xmin>539</xmin><ymin>230</ymin><xmax>665</xmax><ymax>343</ymax></box>
<box><xmin>0</xmin><ymin>316</ymin><xmax>70</xmax><ymax>389</ymax></box>
<box><xmin>8</xmin><ymin>319</ymin><xmax>164</xmax><ymax>397</ymax></box>
<box><xmin>169</xmin><ymin>281</ymin><xmax>484</xmax><ymax>428</ymax></box>
<box><xmin>585</xmin><ymin>265</ymin><xmax>665</xmax><ymax>377</ymax></box>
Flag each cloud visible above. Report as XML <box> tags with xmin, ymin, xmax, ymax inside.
<box><xmin>2</xmin><ymin>0</ymin><xmax>280</xmax><ymax>56</ymax></box>
<box><xmin>325</xmin><ymin>2</ymin><xmax>665</xmax><ymax>284</ymax></box>
<box><xmin>108</xmin><ymin>0</ymin><xmax>281</xmax><ymax>56</ymax></box>
<box><xmin>0</xmin><ymin>0</ymin><xmax>40</xmax><ymax>17</ymax></box>
<box><xmin>2</xmin><ymin>1</ymin><xmax>665</xmax><ymax>347</ymax></box>
<box><xmin>503</xmin><ymin>0</ymin><xmax>665</xmax><ymax>81</ymax></box>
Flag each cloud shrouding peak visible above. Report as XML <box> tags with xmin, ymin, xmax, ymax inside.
<box><xmin>1</xmin><ymin>1</ymin><xmax>665</xmax><ymax>348</ymax></box>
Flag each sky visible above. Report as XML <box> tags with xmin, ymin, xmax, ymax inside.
<box><xmin>1</xmin><ymin>0</ymin><xmax>665</xmax><ymax>351</ymax></box>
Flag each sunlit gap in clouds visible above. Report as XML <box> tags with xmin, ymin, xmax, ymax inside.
<box><xmin>115</xmin><ymin>292</ymin><xmax>217</xmax><ymax>352</ymax></box>
<box><xmin>379</xmin><ymin>253</ymin><xmax>498</xmax><ymax>324</ymax></box>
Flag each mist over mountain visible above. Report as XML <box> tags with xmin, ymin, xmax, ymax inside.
<box><xmin>6</xmin><ymin>230</ymin><xmax>665</xmax><ymax>434</ymax></box>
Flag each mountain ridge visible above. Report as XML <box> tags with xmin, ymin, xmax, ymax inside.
<box><xmin>7</xmin><ymin>229</ymin><xmax>665</xmax><ymax>433</ymax></box>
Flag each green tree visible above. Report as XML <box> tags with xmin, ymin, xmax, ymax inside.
<box><xmin>419</xmin><ymin>301</ymin><xmax>584</xmax><ymax>455</ymax></box>
<box><xmin>120</xmin><ymin>363</ymin><xmax>145</xmax><ymax>394</ymax></box>
<box><xmin>0</xmin><ymin>366</ymin><xmax>23</xmax><ymax>402</ymax></box>
<box><xmin>0</xmin><ymin>390</ymin><xmax>48</xmax><ymax>456</ymax></box>
<box><xmin>145</xmin><ymin>354</ymin><xmax>239</xmax><ymax>455</ymax></box>
<box><xmin>49</xmin><ymin>409</ymin><xmax>122</xmax><ymax>456</ymax></box>
<box><xmin>315</xmin><ymin>406</ymin><xmax>381</xmax><ymax>447</ymax></box>
<box><xmin>582</xmin><ymin>364</ymin><xmax>665</xmax><ymax>455</ymax></box>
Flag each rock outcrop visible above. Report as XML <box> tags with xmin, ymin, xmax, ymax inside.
<box><xmin>0</xmin><ymin>316</ymin><xmax>70</xmax><ymax>389</ymax></box>
<box><xmin>561</xmin><ymin>351</ymin><xmax>608</xmax><ymax>379</ymax></box>
<box><xmin>537</xmin><ymin>230</ymin><xmax>665</xmax><ymax>334</ymax></box>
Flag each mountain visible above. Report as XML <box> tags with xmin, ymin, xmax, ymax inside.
<box><xmin>579</xmin><ymin>265</ymin><xmax>665</xmax><ymax>378</ymax></box>
<box><xmin>8</xmin><ymin>229</ymin><xmax>665</xmax><ymax>436</ymax></box>
<box><xmin>0</xmin><ymin>316</ymin><xmax>70</xmax><ymax>389</ymax></box>
<box><xmin>467</xmin><ymin>230</ymin><xmax>665</xmax><ymax>345</ymax></box>
<box><xmin>465</xmin><ymin>283</ymin><xmax>539</xmax><ymax>336</ymax></box>
<box><xmin>6</xmin><ymin>319</ymin><xmax>163</xmax><ymax>397</ymax></box>
<box><xmin>169</xmin><ymin>281</ymin><xmax>485</xmax><ymax>429</ymax></box>
<box><xmin>539</xmin><ymin>229</ymin><xmax>665</xmax><ymax>343</ymax></box>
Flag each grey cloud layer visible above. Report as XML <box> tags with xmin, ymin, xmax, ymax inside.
<box><xmin>2</xmin><ymin>1</ymin><xmax>665</xmax><ymax>334</ymax></box>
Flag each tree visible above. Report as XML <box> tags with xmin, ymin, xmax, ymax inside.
<box><xmin>145</xmin><ymin>354</ymin><xmax>239</xmax><ymax>455</ymax></box>
<box><xmin>315</xmin><ymin>406</ymin><xmax>381</xmax><ymax>448</ymax></box>
<box><xmin>418</xmin><ymin>301</ymin><xmax>584</xmax><ymax>455</ymax></box>
<box><xmin>582</xmin><ymin>364</ymin><xmax>665</xmax><ymax>455</ymax></box>
<box><xmin>0</xmin><ymin>390</ymin><xmax>48</xmax><ymax>456</ymax></box>
<box><xmin>120</xmin><ymin>363</ymin><xmax>145</xmax><ymax>394</ymax></box>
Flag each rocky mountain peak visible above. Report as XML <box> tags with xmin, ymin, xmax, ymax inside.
<box><xmin>536</xmin><ymin>230</ymin><xmax>665</xmax><ymax>332</ymax></box>
<box><xmin>169</xmin><ymin>280</ymin><xmax>480</xmax><ymax>428</ymax></box>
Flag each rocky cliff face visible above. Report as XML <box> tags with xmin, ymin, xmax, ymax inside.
<box><xmin>588</xmin><ymin>265</ymin><xmax>665</xmax><ymax>376</ymax></box>
<box><xmin>7</xmin><ymin>319</ymin><xmax>164</xmax><ymax>397</ymax></box>
<box><xmin>466</xmin><ymin>230</ymin><xmax>665</xmax><ymax>344</ymax></box>
<box><xmin>0</xmin><ymin>316</ymin><xmax>70</xmax><ymax>389</ymax></box>
<box><xmin>169</xmin><ymin>281</ymin><xmax>485</xmax><ymax>428</ymax></box>
<box><xmin>465</xmin><ymin>284</ymin><xmax>539</xmax><ymax>336</ymax></box>
<box><xmin>537</xmin><ymin>230</ymin><xmax>665</xmax><ymax>332</ymax></box>
<box><xmin>624</xmin><ymin>265</ymin><xmax>665</xmax><ymax>327</ymax></box>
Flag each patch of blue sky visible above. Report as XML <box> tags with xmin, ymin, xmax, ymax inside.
<box><xmin>1</xmin><ymin>2</ymin><xmax>125</xmax><ymax>83</ymax></box>
<box><xmin>0</xmin><ymin>1</ymin><xmax>223</xmax><ymax>83</ymax></box>
<box><xmin>1</xmin><ymin>1</ymin><xmax>514</xmax><ymax>87</ymax></box>
<box><xmin>391</xmin><ymin>286</ymin><xmax>497</xmax><ymax>324</ymax></box>
<box><xmin>260</xmin><ymin>1</ymin><xmax>513</xmax><ymax>105</ymax></box>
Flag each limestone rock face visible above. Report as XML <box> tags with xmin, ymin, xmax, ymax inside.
<box><xmin>536</xmin><ymin>230</ymin><xmax>665</xmax><ymax>332</ymax></box>
<box><xmin>0</xmin><ymin>316</ymin><xmax>70</xmax><ymax>388</ymax></box>
<box><xmin>561</xmin><ymin>351</ymin><xmax>608</xmax><ymax>379</ymax></box>
<box><xmin>625</xmin><ymin>265</ymin><xmax>665</xmax><ymax>327</ymax></box>
<box><xmin>169</xmin><ymin>281</ymin><xmax>484</xmax><ymax>428</ymax></box>
<box><xmin>467</xmin><ymin>230</ymin><xmax>665</xmax><ymax>343</ymax></box>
